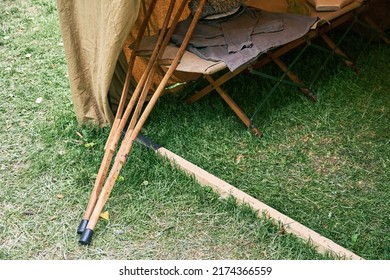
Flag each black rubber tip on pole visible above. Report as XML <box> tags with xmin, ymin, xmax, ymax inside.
<box><xmin>136</xmin><ymin>134</ymin><xmax>161</xmax><ymax>151</ymax></box>
<box><xmin>77</xmin><ymin>219</ymin><xmax>89</xmax><ymax>234</ymax></box>
<box><xmin>79</xmin><ymin>228</ymin><xmax>94</xmax><ymax>245</ymax></box>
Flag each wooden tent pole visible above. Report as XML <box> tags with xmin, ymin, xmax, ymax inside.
<box><xmin>105</xmin><ymin>0</ymin><xmax>158</xmax><ymax>151</ymax></box>
<box><xmin>77</xmin><ymin>0</ymin><xmax>172</xmax><ymax>234</ymax></box>
<box><xmin>79</xmin><ymin>0</ymin><xmax>207</xmax><ymax>245</ymax></box>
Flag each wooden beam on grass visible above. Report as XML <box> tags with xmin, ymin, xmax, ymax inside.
<box><xmin>139</xmin><ymin>139</ymin><xmax>363</xmax><ymax>260</ymax></box>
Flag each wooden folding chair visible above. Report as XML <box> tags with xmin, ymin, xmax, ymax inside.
<box><xmin>184</xmin><ymin>0</ymin><xmax>367</xmax><ymax>136</ymax></box>
<box><xmin>125</xmin><ymin>0</ymin><xmax>385</xmax><ymax>139</ymax></box>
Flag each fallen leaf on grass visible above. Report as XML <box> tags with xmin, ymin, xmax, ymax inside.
<box><xmin>72</xmin><ymin>139</ymin><xmax>83</xmax><ymax>145</ymax></box>
<box><xmin>100</xmin><ymin>211</ymin><xmax>109</xmax><ymax>221</ymax></box>
<box><xmin>142</xmin><ymin>180</ymin><xmax>149</xmax><ymax>186</ymax></box>
<box><xmin>75</xmin><ymin>131</ymin><xmax>84</xmax><ymax>139</ymax></box>
<box><xmin>236</xmin><ymin>154</ymin><xmax>245</xmax><ymax>164</ymax></box>
<box><xmin>351</xmin><ymin>233</ymin><xmax>359</xmax><ymax>245</ymax></box>
<box><xmin>84</xmin><ymin>142</ymin><xmax>97</xmax><ymax>148</ymax></box>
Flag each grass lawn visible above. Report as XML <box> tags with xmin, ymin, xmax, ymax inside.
<box><xmin>0</xmin><ymin>0</ymin><xmax>389</xmax><ymax>260</ymax></box>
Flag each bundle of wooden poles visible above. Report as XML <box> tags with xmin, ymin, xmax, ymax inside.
<box><xmin>77</xmin><ymin>0</ymin><xmax>207</xmax><ymax>245</ymax></box>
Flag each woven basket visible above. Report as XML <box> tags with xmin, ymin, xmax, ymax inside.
<box><xmin>188</xmin><ymin>0</ymin><xmax>243</xmax><ymax>18</ymax></box>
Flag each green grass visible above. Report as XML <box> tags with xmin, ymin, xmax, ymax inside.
<box><xmin>144</xmin><ymin>37</ymin><xmax>390</xmax><ymax>259</ymax></box>
<box><xmin>0</xmin><ymin>0</ymin><xmax>329</xmax><ymax>260</ymax></box>
<box><xmin>1</xmin><ymin>0</ymin><xmax>389</xmax><ymax>260</ymax></box>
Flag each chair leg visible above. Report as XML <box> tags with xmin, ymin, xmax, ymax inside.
<box><xmin>187</xmin><ymin>62</ymin><xmax>251</xmax><ymax>104</ymax></box>
<box><xmin>187</xmin><ymin>80</ymin><xmax>215</xmax><ymax>104</ymax></box>
<box><xmin>362</xmin><ymin>14</ymin><xmax>390</xmax><ymax>46</ymax></box>
<box><xmin>271</xmin><ymin>56</ymin><xmax>317</xmax><ymax>102</ymax></box>
<box><xmin>187</xmin><ymin>64</ymin><xmax>263</xmax><ymax>137</ymax></box>
<box><xmin>204</xmin><ymin>75</ymin><xmax>262</xmax><ymax>137</ymax></box>
<box><xmin>320</xmin><ymin>33</ymin><xmax>360</xmax><ymax>73</ymax></box>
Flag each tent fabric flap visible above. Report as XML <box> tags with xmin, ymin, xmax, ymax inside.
<box><xmin>57</xmin><ymin>0</ymin><xmax>141</xmax><ymax>126</ymax></box>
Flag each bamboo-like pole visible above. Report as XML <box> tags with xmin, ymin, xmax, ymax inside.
<box><xmin>105</xmin><ymin>0</ymin><xmax>159</xmax><ymax>151</ymax></box>
<box><xmin>79</xmin><ymin>0</ymin><xmax>207</xmax><ymax>245</ymax></box>
<box><xmin>77</xmin><ymin>0</ymin><xmax>174</xmax><ymax>235</ymax></box>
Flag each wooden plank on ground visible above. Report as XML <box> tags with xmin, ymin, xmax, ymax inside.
<box><xmin>156</xmin><ymin>147</ymin><xmax>363</xmax><ymax>260</ymax></box>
